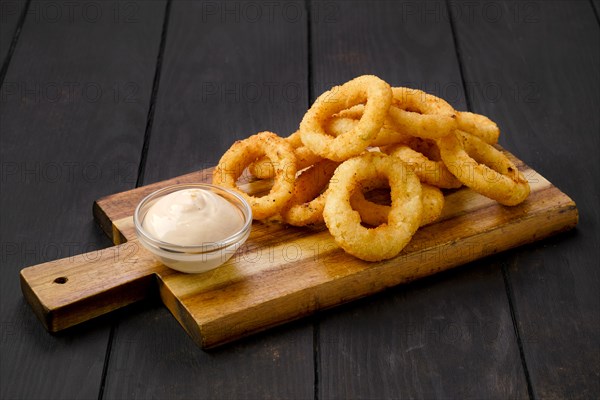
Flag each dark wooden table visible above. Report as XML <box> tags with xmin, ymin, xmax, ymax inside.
<box><xmin>1</xmin><ymin>1</ymin><xmax>598</xmax><ymax>399</ymax></box>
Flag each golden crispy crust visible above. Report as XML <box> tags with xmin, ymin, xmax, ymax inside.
<box><xmin>387</xmin><ymin>87</ymin><xmax>458</xmax><ymax>140</ymax></box>
<box><xmin>323</xmin><ymin>152</ymin><xmax>422</xmax><ymax>262</ymax></box>
<box><xmin>213</xmin><ymin>131</ymin><xmax>297</xmax><ymax>219</ymax></box>
<box><xmin>351</xmin><ymin>182</ymin><xmax>444</xmax><ymax>227</ymax></box>
<box><xmin>325</xmin><ymin>104</ymin><xmax>413</xmax><ymax>147</ymax></box>
<box><xmin>300</xmin><ymin>75</ymin><xmax>392</xmax><ymax>161</ymax></box>
<box><xmin>456</xmin><ymin>111</ymin><xmax>500</xmax><ymax>145</ymax></box>
<box><xmin>438</xmin><ymin>130</ymin><xmax>530</xmax><ymax>206</ymax></box>
<box><xmin>384</xmin><ymin>140</ymin><xmax>462</xmax><ymax>189</ymax></box>
<box><xmin>248</xmin><ymin>131</ymin><xmax>322</xmax><ymax>179</ymax></box>
<box><xmin>280</xmin><ymin>159</ymin><xmax>340</xmax><ymax>226</ymax></box>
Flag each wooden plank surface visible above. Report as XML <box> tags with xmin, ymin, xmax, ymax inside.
<box><xmin>99</xmin><ymin>1</ymin><xmax>315</xmax><ymax>399</ymax></box>
<box><xmin>450</xmin><ymin>0</ymin><xmax>600</xmax><ymax>397</ymax></box>
<box><xmin>4</xmin><ymin>0</ymin><xmax>597</xmax><ymax>398</ymax></box>
<box><xmin>308</xmin><ymin>1</ymin><xmax>530</xmax><ymax>397</ymax></box>
<box><xmin>22</xmin><ymin>148</ymin><xmax>577</xmax><ymax>352</ymax></box>
<box><xmin>90</xmin><ymin>157</ymin><xmax>576</xmax><ymax>349</ymax></box>
<box><xmin>0</xmin><ymin>0</ymin><xmax>27</xmax><ymax>67</ymax></box>
<box><xmin>0</xmin><ymin>1</ymin><xmax>165</xmax><ymax>398</ymax></box>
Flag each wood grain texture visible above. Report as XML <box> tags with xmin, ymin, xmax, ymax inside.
<box><xmin>0</xmin><ymin>1</ymin><xmax>165</xmax><ymax>399</ymax></box>
<box><xmin>0</xmin><ymin>0</ymin><xmax>26</xmax><ymax>67</ymax></box>
<box><xmin>20</xmin><ymin>241</ymin><xmax>162</xmax><ymax>331</ymax></box>
<box><xmin>6</xmin><ymin>1</ymin><xmax>596</xmax><ymax>399</ymax></box>
<box><xmin>450</xmin><ymin>0</ymin><xmax>600</xmax><ymax>397</ymax></box>
<box><xmin>22</xmin><ymin>154</ymin><xmax>577</xmax><ymax>350</ymax></box>
<box><xmin>99</xmin><ymin>1</ymin><xmax>315</xmax><ymax>399</ymax></box>
<box><xmin>592</xmin><ymin>0</ymin><xmax>600</xmax><ymax>18</ymax></box>
<box><xmin>140</xmin><ymin>1</ymin><xmax>309</xmax><ymax>185</ymax></box>
<box><xmin>317</xmin><ymin>262</ymin><xmax>525</xmax><ymax>399</ymax></box>
<box><xmin>308</xmin><ymin>1</ymin><xmax>528</xmax><ymax>397</ymax></box>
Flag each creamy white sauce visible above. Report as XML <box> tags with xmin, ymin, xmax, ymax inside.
<box><xmin>142</xmin><ymin>188</ymin><xmax>243</xmax><ymax>246</ymax></box>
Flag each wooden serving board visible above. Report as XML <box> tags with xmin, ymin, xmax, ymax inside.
<box><xmin>20</xmin><ymin>149</ymin><xmax>578</xmax><ymax>348</ymax></box>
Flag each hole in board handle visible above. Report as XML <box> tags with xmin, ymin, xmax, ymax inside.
<box><xmin>53</xmin><ymin>277</ymin><xmax>68</xmax><ymax>284</ymax></box>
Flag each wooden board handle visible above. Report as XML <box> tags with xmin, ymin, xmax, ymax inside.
<box><xmin>20</xmin><ymin>241</ymin><xmax>162</xmax><ymax>332</ymax></box>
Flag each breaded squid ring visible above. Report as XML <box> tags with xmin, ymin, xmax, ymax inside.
<box><xmin>438</xmin><ymin>130</ymin><xmax>530</xmax><ymax>206</ymax></box>
<box><xmin>323</xmin><ymin>152</ymin><xmax>422</xmax><ymax>262</ymax></box>
<box><xmin>350</xmin><ymin>181</ymin><xmax>445</xmax><ymax>227</ymax></box>
<box><xmin>280</xmin><ymin>159</ymin><xmax>340</xmax><ymax>226</ymax></box>
<box><xmin>213</xmin><ymin>131</ymin><xmax>297</xmax><ymax>220</ymax></box>
<box><xmin>300</xmin><ymin>75</ymin><xmax>392</xmax><ymax>161</ymax></box>
<box><xmin>324</xmin><ymin>104</ymin><xmax>413</xmax><ymax>147</ymax></box>
<box><xmin>248</xmin><ymin>131</ymin><xmax>322</xmax><ymax>179</ymax></box>
<box><xmin>456</xmin><ymin>111</ymin><xmax>500</xmax><ymax>145</ymax></box>
<box><xmin>384</xmin><ymin>140</ymin><xmax>462</xmax><ymax>189</ymax></box>
<box><xmin>387</xmin><ymin>87</ymin><xmax>458</xmax><ymax>139</ymax></box>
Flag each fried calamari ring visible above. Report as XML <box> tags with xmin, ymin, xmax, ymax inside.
<box><xmin>419</xmin><ymin>184</ymin><xmax>445</xmax><ymax>225</ymax></box>
<box><xmin>248</xmin><ymin>131</ymin><xmax>322</xmax><ymax>179</ymax></box>
<box><xmin>350</xmin><ymin>181</ymin><xmax>444</xmax><ymax>227</ymax></box>
<box><xmin>323</xmin><ymin>152</ymin><xmax>422</xmax><ymax>261</ymax></box>
<box><xmin>286</xmin><ymin>130</ymin><xmax>304</xmax><ymax>147</ymax></box>
<box><xmin>324</xmin><ymin>104</ymin><xmax>413</xmax><ymax>147</ymax></box>
<box><xmin>324</xmin><ymin>116</ymin><xmax>357</xmax><ymax>138</ymax></box>
<box><xmin>438</xmin><ymin>130</ymin><xmax>530</xmax><ymax>206</ymax></box>
<box><xmin>213</xmin><ymin>131</ymin><xmax>297</xmax><ymax>220</ymax></box>
<box><xmin>300</xmin><ymin>75</ymin><xmax>392</xmax><ymax>161</ymax></box>
<box><xmin>384</xmin><ymin>140</ymin><xmax>462</xmax><ymax>189</ymax></box>
<box><xmin>456</xmin><ymin>111</ymin><xmax>500</xmax><ymax>145</ymax></box>
<box><xmin>280</xmin><ymin>159</ymin><xmax>340</xmax><ymax>226</ymax></box>
<box><xmin>387</xmin><ymin>87</ymin><xmax>458</xmax><ymax>139</ymax></box>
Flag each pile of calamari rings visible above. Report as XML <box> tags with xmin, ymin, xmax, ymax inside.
<box><xmin>213</xmin><ymin>75</ymin><xmax>530</xmax><ymax>261</ymax></box>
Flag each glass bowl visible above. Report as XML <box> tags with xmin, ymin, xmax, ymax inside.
<box><xmin>133</xmin><ymin>183</ymin><xmax>252</xmax><ymax>273</ymax></box>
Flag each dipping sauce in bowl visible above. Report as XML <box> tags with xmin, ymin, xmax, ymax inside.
<box><xmin>142</xmin><ymin>188</ymin><xmax>244</xmax><ymax>245</ymax></box>
<box><xmin>134</xmin><ymin>184</ymin><xmax>252</xmax><ymax>273</ymax></box>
